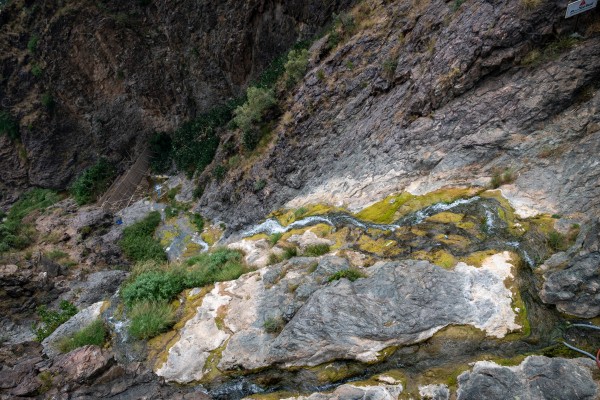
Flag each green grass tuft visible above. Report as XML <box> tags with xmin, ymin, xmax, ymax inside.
<box><xmin>303</xmin><ymin>243</ymin><xmax>331</xmax><ymax>257</ymax></box>
<box><xmin>128</xmin><ymin>301</ymin><xmax>175</xmax><ymax>339</ymax></box>
<box><xmin>34</xmin><ymin>300</ymin><xmax>78</xmax><ymax>341</ymax></box>
<box><xmin>58</xmin><ymin>319</ymin><xmax>107</xmax><ymax>353</ymax></box>
<box><xmin>119</xmin><ymin>211</ymin><xmax>166</xmax><ymax>263</ymax></box>
<box><xmin>328</xmin><ymin>269</ymin><xmax>366</xmax><ymax>283</ymax></box>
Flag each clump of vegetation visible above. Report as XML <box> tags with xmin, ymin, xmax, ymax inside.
<box><xmin>128</xmin><ymin>301</ymin><xmax>176</xmax><ymax>339</ymax></box>
<box><xmin>27</xmin><ymin>35</ymin><xmax>39</xmax><ymax>53</ymax></box>
<box><xmin>522</xmin><ymin>36</ymin><xmax>580</xmax><ymax>67</ymax></box>
<box><xmin>0</xmin><ymin>189</ymin><xmax>59</xmax><ymax>253</ymax></box>
<box><xmin>233</xmin><ymin>87</ymin><xmax>277</xmax><ymax>133</ymax></box>
<box><xmin>520</xmin><ymin>0</ymin><xmax>541</xmax><ymax>10</ymax></box>
<box><xmin>303</xmin><ymin>243</ymin><xmax>331</xmax><ymax>257</ymax></box>
<box><xmin>70</xmin><ymin>158</ymin><xmax>116</xmax><ymax>205</ymax></box>
<box><xmin>119</xmin><ymin>211</ymin><xmax>166</xmax><ymax>263</ymax></box>
<box><xmin>31</xmin><ymin>63</ymin><xmax>43</xmax><ymax>77</ymax></box>
<box><xmin>34</xmin><ymin>300</ymin><xmax>78</xmax><ymax>341</ymax></box>
<box><xmin>254</xmin><ymin>179</ymin><xmax>267</xmax><ymax>192</ymax></box>
<box><xmin>284</xmin><ymin>48</ymin><xmax>309</xmax><ymax>88</ymax></box>
<box><xmin>45</xmin><ymin>249</ymin><xmax>69</xmax><ymax>261</ymax></box>
<box><xmin>283</xmin><ymin>246</ymin><xmax>298</xmax><ymax>260</ymax></box>
<box><xmin>490</xmin><ymin>168</ymin><xmax>515</xmax><ymax>189</ymax></box>
<box><xmin>269</xmin><ymin>232</ymin><xmax>283</xmax><ymax>246</ymax></box>
<box><xmin>57</xmin><ymin>319</ymin><xmax>107</xmax><ymax>353</ymax></box>
<box><xmin>41</xmin><ymin>92</ymin><xmax>54</xmax><ymax>110</ymax></box>
<box><xmin>452</xmin><ymin>0</ymin><xmax>465</xmax><ymax>11</ymax></box>
<box><xmin>121</xmin><ymin>248</ymin><xmax>244</xmax><ymax>307</ymax></box>
<box><xmin>263</xmin><ymin>316</ymin><xmax>285</xmax><ymax>334</ymax></box>
<box><xmin>213</xmin><ymin>164</ymin><xmax>227</xmax><ymax>181</ymax></box>
<box><xmin>149</xmin><ymin>132</ymin><xmax>173</xmax><ymax>173</ymax></box>
<box><xmin>0</xmin><ymin>111</ymin><xmax>19</xmax><ymax>140</ymax></box>
<box><xmin>164</xmin><ymin>205</ymin><xmax>179</xmax><ymax>219</ymax></box>
<box><xmin>382</xmin><ymin>57</ymin><xmax>398</xmax><ymax>79</ymax></box>
<box><xmin>547</xmin><ymin>230</ymin><xmax>566</xmax><ymax>251</ymax></box>
<box><xmin>191</xmin><ymin>213</ymin><xmax>204</xmax><ymax>232</ymax></box>
<box><xmin>325</xmin><ymin>12</ymin><xmax>356</xmax><ymax>52</ymax></box>
<box><xmin>327</xmin><ymin>269</ymin><xmax>366</xmax><ymax>283</ymax></box>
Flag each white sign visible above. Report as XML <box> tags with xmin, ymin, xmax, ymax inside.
<box><xmin>565</xmin><ymin>0</ymin><xmax>597</xmax><ymax>18</ymax></box>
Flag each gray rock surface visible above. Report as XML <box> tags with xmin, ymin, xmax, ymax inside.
<box><xmin>157</xmin><ymin>253</ymin><xmax>520</xmax><ymax>382</ymax></box>
<box><xmin>200</xmin><ymin>0</ymin><xmax>600</xmax><ymax>229</ymax></box>
<box><xmin>42</xmin><ymin>301</ymin><xmax>105</xmax><ymax>358</ymax></box>
<box><xmin>540</xmin><ymin>220</ymin><xmax>600</xmax><ymax>317</ymax></box>
<box><xmin>67</xmin><ymin>270</ymin><xmax>128</xmax><ymax>308</ymax></box>
<box><xmin>456</xmin><ymin>356</ymin><xmax>599</xmax><ymax>400</ymax></box>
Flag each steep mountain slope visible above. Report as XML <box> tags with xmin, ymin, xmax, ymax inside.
<box><xmin>0</xmin><ymin>0</ymin><xmax>351</xmax><ymax>205</ymax></box>
<box><xmin>199</xmin><ymin>0</ymin><xmax>600</xmax><ymax>229</ymax></box>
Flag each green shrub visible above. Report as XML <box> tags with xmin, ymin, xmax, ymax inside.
<box><xmin>263</xmin><ymin>316</ymin><xmax>285</xmax><ymax>334</ymax></box>
<box><xmin>149</xmin><ymin>132</ymin><xmax>172</xmax><ymax>173</ymax></box>
<box><xmin>27</xmin><ymin>35</ymin><xmax>39</xmax><ymax>53</ymax></box>
<box><xmin>191</xmin><ymin>213</ymin><xmax>204</xmax><ymax>232</ymax></box>
<box><xmin>70</xmin><ymin>158</ymin><xmax>116</xmax><ymax>205</ymax></box>
<box><xmin>119</xmin><ymin>211</ymin><xmax>166</xmax><ymax>263</ymax></box>
<box><xmin>121</xmin><ymin>270</ymin><xmax>184</xmax><ymax>307</ymax></box>
<box><xmin>122</xmin><ymin>248</ymin><xmax>244</xmax><ymax>307</ymax></box>
<box><xmin>0</xmin><ymin>111</ymin><xmax>19</xmax><ymax>140</ymax></box>
<box><xmin>303</xmin><ymin>243</ymin><xmax>330</xmax><ymax>257</ymax></box>
<box><xmin>242</xmin><ymin>130</ymin><xmax>260</xmax><ymax>151</ymax></box>
<box><xmin>233</xmin><ymin>87</ymin><xmax>276</xmax><ymax>133</ymax></box>
<box><xmin>31</xmin><ymin>63</ymin><xmax>43</xmax><ymax>77</ymax></box>
<box><xmin>254</xmin><ymin>179</ymin><xmax>267</xmax><ymax>192</ymax></box>
<box><xmin>41</xmin><ymin>92</ymin><xmax>54</xmax><ymax>110</ymax></box>
<box><xmin>213</xmin><ymin>165</ymin><xmax>227</xmax><ymax>181</ymax></box>
<box><xmin>0</xmin><ymin>189</ymin><xmax>59</xmax><ymax>252</ymax></box>
<box><xmin>284</xmin><ymin>49</ymin><xmax>309</xmax><ymax>88</ymax></box>
<box><xmin>547</xmin><ymin>231</ymin><xmax>565</xmax><ymax>251</ymax></box>
<box><xmin>327</xmin><ymin>269</ymin><xmax>366</xmax><ymax>283</ymax></box>
<box><xmin>34</xmin><ymin>300</ymin><xmax>78</xmax><ymax>341</ymax></box>
<box><xmin>45</xmin><ymin>249</ymin><xmax>68</xmax><ymax>261</ymax></box>
<box><xmin>128</xmin><ymin>301</ymin><xmax>175</xmax><ymax>339</ymax></box>
<box><xmin>164</xmin><ymin>205</ymin><xmax>179</xmax><ymax>219</ymax></box>
<box><xmin>58</xmin><ymin>319</ymin><xmax>107</xmax><ymax>353</ymax></box>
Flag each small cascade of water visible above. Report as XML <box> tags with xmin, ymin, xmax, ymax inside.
<box><xmin>507</xmin><ymin>241</ymin><xmax>535</xmax><ymax>267</ymax></box>
<box><xmin>400</xmin><ymin>197</ymin><xmax>480</xmax><ymax>225</ymax></box>
<box><xmin>191</xmin><ymin>232</ymin><xmax>209</xmax><ymax>252</ymax></box>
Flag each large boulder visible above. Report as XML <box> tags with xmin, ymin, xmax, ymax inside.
<box><xmin>456</xmin><ymin>356</ymin><xmax>599</xmax><ymax>400</ymax></box>
<box><xmin>156</xmin><ymin>253</ymin><xmax>522</xmax><ymax>383</ymax></box>
<box><xmin>540</xmin><ymin>220</ymin><xmax>600</xmax><ymax>317</ymax></box>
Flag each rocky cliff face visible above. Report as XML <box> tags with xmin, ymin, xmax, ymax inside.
<box><xmin>0</xmin><ymin>0</ymin><xmax>351</xmax><ymax>205</ymax></box>
<box><xmin>199</xmin><ymin>0</ymin><xmax>600</xmax><ymax>229</ymax></box>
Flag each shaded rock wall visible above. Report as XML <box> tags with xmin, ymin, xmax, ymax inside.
<box><xmin>0</xmin><ymin>0</ymin><xmax>352</xmax><ymax>205</ymax></box>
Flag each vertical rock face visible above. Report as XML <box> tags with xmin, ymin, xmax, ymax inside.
<box><xmin>0</xmin><ymin>0</ymin><xmax>351</xmax><ymax>206</ymax></box>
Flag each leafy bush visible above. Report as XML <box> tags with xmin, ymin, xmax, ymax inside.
<box><xmin>149</xmin><ymin>132</ymin><xmax>172</xmax><ymax>173</ymax></box>
<box><xmin>34</xmin><ymin>300</ymin><xmax>78</xmax><ymax>341</ymax></box>
<box><xmin>128</xmin><ymin>301</ymin><xmax>175</xmax><ymax>339</ymax></box>
<box><xmin>327</xmin><ymin>269</ymin><xmax>366</xmax><ymax>283</ymax></box>
<box><xmin>284</xmin><ymin>49</ymin><xmax>309</xmax><ymax>88</ymax></box>
<box><xmin>31</xmin><ymin>63</ymin><xmax>43</xmax><ymax>77</ymax></box>
<box><xmin>490</xmin><ymin>168</ymin><xmax>515</xmax><ymax>189</ymax></box>
<box><xmin>303</xmin><ymin>243</ymin><xmax>331</xmax><ymax>257</ymax></box>
<box><xmin>58</xmin><ymin>319</ymin><xmax>107</xmax><ymax>353</ymax></box>
<box><xmin>233</xmin><ymin>87</ymin><xmax>276</xmax><ymax>133</ymax></box>
<box><xmin>122</xmin><ymin>248</ymin><xmax>244</xmax><ymax>307</ymax></box>
<box><xmin>119</xmin><ymin>211</ymin><xmax>166</xmax><ymax>263</ymax></box>
<box><xmin>213</xmin><ymin>164</ymin><xmax>227</xmax><ymax>181</ymax></box>
<box><xmin>0</xmin><ymin>189</ymin><xmax>59</xmax><ymax>252</ymax></box>
<box><xmin>41</xmin><ymin>92</ymin><xmax>54</xmax><ymax>110</ymax></box>
<box><xmin>70</xmin><ymin>158</ymin><xmax>116</xmax><ymax>205</ymax></box>
<box><xmin>0</xmin><ymin>111</ymin><xmax>19</xmax><ymax>140</ymax></box>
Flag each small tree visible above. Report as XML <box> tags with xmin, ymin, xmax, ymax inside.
<box><xmin>233</xmin><ymin>87</ymin><xmax>276</xmax><ymax>133</ymax></box>
<box><xmin>284</xmin><ymin>49</ymin><xmax>309</xmax><ymax>88</ymax></box>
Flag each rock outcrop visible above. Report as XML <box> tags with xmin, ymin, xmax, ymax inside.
<box><xmin>156</xmin><ymin>253</ymin><xmax>521</xmax><ymax>383</ymax></box>
<box><xmin>540</xmin><ymin>219</ymin><xmax>600</xmax><ymax>317</ymax></box>
<box><xmin>456</xmin><ymin>356</ymin><xmax>599</xmax><ymax>400</ymax></box>
<box><xmin>200</xmin><ymin>0</ymin><xmax>600</xmax><ymax>229</ymax></box>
